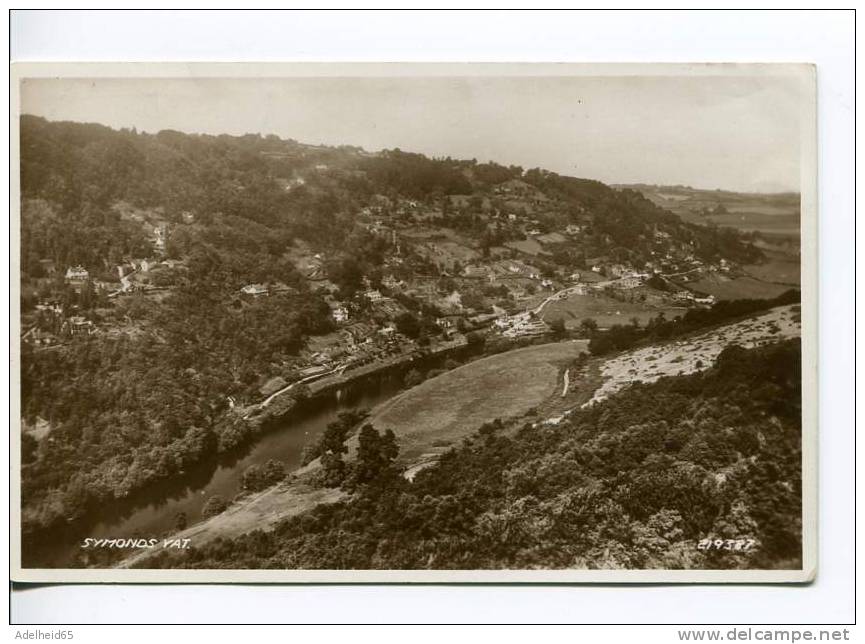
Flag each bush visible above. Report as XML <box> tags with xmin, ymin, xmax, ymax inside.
<box><xmin>241</xmin><ymin>459</ymin><xmax>286</xmax><ymax>492</ymax></box>
<box><xmin>549</xmin><ymin>318</ymin><xmax>567</xmax><ymax>337</ymax></box>
<box><xmin>201</xmin><ymin>495</ymin><xmax>228</xmax><ymax>518</ymax></box>
<box><xmin>403</xmin><ymin>368</ymin><xmax>424</xmax><ymax>388</ymax></box>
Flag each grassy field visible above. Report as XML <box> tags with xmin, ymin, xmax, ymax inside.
<box><xmin>743</xmin><ymin>256</ymin><xmax>801</xmax><ymax>286</ymax></box>
<box><xmin>540</xmin><ymin>292</ymin><xmax>686</xmax><ymax>329</ymax></box>
<box><xmin>622</xmin><ymin>184</ymin><xmax>801</xmax><ymax>237</ymax></box>
<box><xmin>367</xmin><ymin>341</ymin><xmax>588</xmax><ymax>463</ymax></box>
<box><xmin>688</xmin><ymin>274</ymin><xmax>793</xmax><ymax>301</ymax></box>
<box><xmin>677</xmin><ymin>211</ymin><xmax>800</xmax><ymax>236</ymax></box>
<box><xmin>505</xmin><ymin>238</ymin><xmax>547</xmax><ymax>256</ymax></box>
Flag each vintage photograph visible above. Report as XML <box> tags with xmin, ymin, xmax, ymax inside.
<box><xmin>11</xmin><ymin>63</ymin><xmax>816</xmax><ymax>583</ymax></box>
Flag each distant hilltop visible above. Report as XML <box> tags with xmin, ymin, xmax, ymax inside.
<box><xmin>612</xmin><ymin>183</ymin><xmax>800</xmax><ymax>199</ymax></box>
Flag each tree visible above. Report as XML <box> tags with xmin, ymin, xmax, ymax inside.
<box><xmin>318</xmin><ymin>413</ymin><xmax>356</xmax><ymax>486</ymax></box>
<box><xmin>21</xmin><ymin>433</ymin><xmax>38</xmax><ymax>464</ymax></box>
<box><xmin>320</xmin><ymin>451</ymin><xmax>347</xmax><ymax>487</ymax></box>
<box><xmin>348</xmin><ymin>424</ymin><xmax>399</xmax><ymax>486</ymax></box>
<box><xmin>242</xmin><ymin>459</ymin><xmax>285</xmax><ymax>491</ymax></box>
<box><xmin>202</xmin><ymin>495</ymin><xmax>228</xmax><ymax>518</ymax></box>
<box><xmin>549</xmin><ymin>318</ymin><xmax>567</xmax><ymax>338</ymax></box>
<box><xmin>174</xmin><ymin>512</ymin><xmax>188</xmax><ymax>531</ymax></box>
<box><xmin>404</xmin><ymin>368</ymin><xmax>424</xmax><ymax>388</ymax></box>
<box><xmin>579</xmin><ymin>318</ymin><xmax>598</xmax><ymax>335</ymax></box>
<box><xmin>466</xmin><ymin>331</ymin><xmax>485</xmax><ymax>347</ymax></box>
<box><xmin>321</xmin><ymin>417</ymin><xmax>351</xmax><ymax>457</ymax></box>
<box><xmin>395</xmin><ymin>312</ymin><xmax>422</xmax><ymax>339</ymax></box>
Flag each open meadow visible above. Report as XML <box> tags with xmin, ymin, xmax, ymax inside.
<box><xmin>688</xmin><ymin>273</ymin><xmax>793</xmax><ymax>301</ymax></box>
<box><xmin>367</xmin><ymin>340</ymin><xmax>588</xmax><ymax>463</ymax></box>
<box><xmin>539</xmin><ymin>292</ymin><xmax>686</xmax><ymax>328</ymax></box>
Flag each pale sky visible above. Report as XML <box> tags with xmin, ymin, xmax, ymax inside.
<box><xmin>20</xmin><ymin>74</ymin><xmax>808</xmax><ymax>193</ymax></box>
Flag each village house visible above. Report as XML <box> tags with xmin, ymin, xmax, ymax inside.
<box><xmin>24</xmin><ymin>328</ymin><xmax>58</xmax><ymax>347</ymax></box>
<box><xmin>269</xmin><ymin>282</ymin><xmax>298</xmax><ymax>295</ymax></box>
<box><xmin>332</xmin><ymin>306</ymin><xmax>350</xmax><ymax>324</ymax></box>
<box><xmin>590</xmin><ymin>281</ymin><xmax>608</xmax><ymax>291</ymax></box>
<box><xmin>378</xmin><ymin>324</ymin><xmax>397</xmax><ymax>337</ymax></box>
<box><xmin>63</xmin><ymin>315</ymin><xmax>95</xmax><ymax>336</ymax></box>
<box><xmin>608</xmin><ymin>264</ymin><xmax>629</xmax><ymax>278</ymax></box>
<box><xmin>364</xmin><ymin>289</ymin><xmax>385</xmax><ymax>303</ymax></box>
<box><xmin>130</xmin><ymin>258</ymin><xmax>155</xmax><ymax>272</ymax></box>
<box><xmin>93</xmin><ymin>280</ymin><xmax>116</xmax><ymax>292</ymax></box>
<box><xmin>462</xmin><ymin>265</ymin><xmax>488</xmax><ymax>279</ymax></box>
<box><xmin>65</xmin><ymin>265</ymin><xmax>89</xmax><ymax>282</ymax></box>
<box><xmin>299</xmin><ymin>364</ymin><xmax>330</xmax><ymax>378</ymax></box>
<box><xmin>616</xmin><ymin>275</ymin><xmax>643</xmax><ymax>289</ymax></box>
<box><xmin>499</xmin><ymin>313</ymin><xmax>550</xmax><ymax>338</ymax></box>
<box><xmin>35</xmin><ymin>300</ymin><xmax>63</xmax><ymax>315</ymax></box>
<box><xmin>241</xmin><ymin>284</ymin><xmax>269</xmax><ymax>297</ymax></box>
<box><xmin>283</xmin><ymin>177</ymin><xmax>306</xmax><ymax>192</ymax></box>
<box><xmin>565</xmin><ymin>224</ymin><xmax>582</xmax><ymax>236</ymax></box>
<box><xmin>382</xmin><ymin>275</ymin><xmax>406</xmax><ymax>291</ymax></box>
<box><xmin>494</xmin><ymin>316</ymin><xmax>512</xmax><ymax>330</ymax></box>
<box><xmin>342</xmin><ymin>322</ymin><xmax>375</xmax><ymax>345</ymax></box>
<box><xmin>152</xmin><ymin>224</ymin><xmax>169</xmax><ymax>252</ymax></box>
<box><xmin>440</xmin><ymin>290</ymin><xmax>464</xmax><ymax>311</ymax></box>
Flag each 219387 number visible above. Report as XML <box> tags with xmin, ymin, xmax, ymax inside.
<box><xmin>696</xmin><ymin>538</ymin><xmax>757</xmax><ymax>551</ymax></box>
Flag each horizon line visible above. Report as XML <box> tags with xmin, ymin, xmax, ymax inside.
<box><xmin>20</xmin><ymin>113</ymin><xmax>801</xmax><ymax>197</ymax></box>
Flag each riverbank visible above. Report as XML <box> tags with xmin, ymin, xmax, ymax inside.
<box><xmin>118</xmin><ymin>339</ymin><xmax>593</xmax><ymax>568</ymax></box>
<box><xmin>239</xmin><ymin>336</ymin><xmax>473</xmax><ymax>429</ymax></box>
<box><xmin>120</xmin><ymin>479</ymin><xmax>346</xmax><ymax>569</ymax></box>
<box><xmin>27</xmin><ymin>332</ymin><xmax>557</xmax><ymax>568</ymax></box>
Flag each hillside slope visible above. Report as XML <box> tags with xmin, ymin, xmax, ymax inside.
<box><xmin>142</xmin><ymin>339</ymin><xmax>802</xmax><ymax>571</ymax></box>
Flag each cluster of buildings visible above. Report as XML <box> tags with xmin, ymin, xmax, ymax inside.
<box><xmin>672</xmin><ymin>291</ymin><xmax>717</xmax><ymax>306</ymax></box>
<box><xmin>494</xmin><ymin>312</ymin><xmax>550</xmax><ymax>338</ymax></box>
<box><xmin>22</xmin><ymin>303</ymin><xmax>98</xmax><ymax>348</ymax></box>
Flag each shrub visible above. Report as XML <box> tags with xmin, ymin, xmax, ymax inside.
<box><xmin>201</xmin><ymin>495</ymin><xmax>228</xmax><ymax>518</ymax></box>
<box><xmin>403</xmin><ymin>368</ymin><xmax>424</xmax><ymax>388</ymax></box>
<box><xmin>241</xmin><ymin>459</ymin><xmax>286</xmax><ymax>492</ymax></box>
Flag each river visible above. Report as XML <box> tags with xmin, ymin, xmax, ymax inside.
<box><xmin>23</xmin><ymin>373</ymin><xmax>406</xmax><ymax>569</ymax></box>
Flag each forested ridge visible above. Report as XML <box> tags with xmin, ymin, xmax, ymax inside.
<box><xmin>143</xmin><ymin>339</ymin><xmax>802</xmax><ymax>571</ymax></box>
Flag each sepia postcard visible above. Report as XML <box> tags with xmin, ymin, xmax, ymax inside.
<box><xmin>10</xmin><ymin>62</ymin><xmax>817</xmax><ymax>583</ymax></box>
